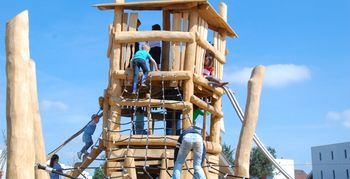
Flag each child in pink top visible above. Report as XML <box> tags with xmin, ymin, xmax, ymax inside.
<box><xmin>203</xmin><ymin>53</ymin><xmax>228</xmax><ymax>87</ymax></box>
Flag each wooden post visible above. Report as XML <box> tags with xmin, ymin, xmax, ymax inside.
<box><xmin>162</xmin><ymin>10</ymin><xmax>170</xmax><ymax>71</ymax></box>
<box><xmin>182</xmin><ymin>10</ymin><xmax>198</xmax><ymax>129</ymax></box>
<box><xmin>234</xmin><ymin>65</ymin><xmax>265</xmax><ymax>178</ymax></box>
<box><xmin>29</xmin><ymin>60</ymin><xmax>49</xmax><ymax>179</ymax></box>
<box><xmin>180</xmin><ymin>12</ymin><xmax>189</xmax><ymax>71</ymax></box>
<box><xmin>171</xmin><ymin>13</ymin><xmax>182</xmax><ymax>71</ymax></box>
<box><xmin>5</xmin><ymin>10</ymin><xmax>36</xmax><ymax>179</ymax></box>
<box><xmin>160</xmin><ymin>152</ymin><xmax>170</xmax><ymax>179</ymax></box>
<box><xmin>123</xmin><ymin>150</ymin><xmax>137</xmax><ymax>179</ymax></box>
<box><xmin>120</xmin><ymin>13</ymin><xmax>128</xmax><ymax>70</ymax></box>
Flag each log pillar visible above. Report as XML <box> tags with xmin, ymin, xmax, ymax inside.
<box><xmin>5</xmin><ymin>10</ymin><xmax>36</xmax><ymax>179</ymax></box>
<box><xmin>162</xmin><ymin>10</ymin><xmax>171</xmax><ymax>71</ymax></box>
<box><xmin>234</xmin><ymin>65</ymin><xmax>265</xmax><ymax>178</ymax></box>
<box><xmin>182</xmin><ymin>10</ymin><xmax>198</xmax><ymax>129</ymax></box>
<box><xmin>29</xmin><ymin>60</ymin><xmax>49</xmax><ymax>179</ymax></box>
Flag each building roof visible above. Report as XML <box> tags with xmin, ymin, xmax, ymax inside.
<box><xmin>94</xmin><ymin>0</ymin><xmax>237</xmax><ymax>37</ymax></box>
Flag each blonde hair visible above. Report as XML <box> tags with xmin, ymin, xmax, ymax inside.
<box><xmin>142</xmin><ymin>44</ymin><xmax>150</xmax><ymax>51</ymax></box>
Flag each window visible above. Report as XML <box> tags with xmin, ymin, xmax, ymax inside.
<box><xmin>345</xmin><ymin>149</ymin><xmax>348</xmax><ymax>159</ymax></box>
<box><xmin>333</xmin><ymin>170</ymin><xmax>335</xmax><ymax>179</ymax></box>
<box><xmin>319</xmin><ymin>152</ymin><xmax>322</xmax><ymax>161</ymax></box>
<box><xmin>332</xmin><ymin>151</ymin><xmax>334</xmax><ymax>160</ymax></box>
<box><xmin>347</xmin><ymin>169</ymin><xmax>349</xmax><ymax>179</ymax></box>
<box><xmin>321</xmin><ymin>170</ymin><xmax>323</xmax><ymax>179</ymax></box>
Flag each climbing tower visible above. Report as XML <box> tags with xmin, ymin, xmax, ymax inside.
<box><xmin>71</xmin><ymin>0</ymin><xmax>237</xmax><ymax>178</ymax></box>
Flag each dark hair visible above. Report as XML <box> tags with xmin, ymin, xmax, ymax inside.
<box><xmin>205</xmin><ymin>53</ymin><xmax>214</xmax><ymax>67</ymax></box>
<box><xmin>49</xmin><ymin>154</ymin><xmax>59</xmax><ymax>167</ymax></box>
<box><xmin>152</xmin><ymin>24</ymin><xmax>161</xmax><ymax>30</ymax></box>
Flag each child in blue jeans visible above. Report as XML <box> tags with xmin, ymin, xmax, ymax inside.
<box><xmin>172</xmin><ymin>126</ymin><xmax>206</xmax><ymax>179</ymax></box>
<box><xmin>77</xmin><ymin>113</ymin><xmax>102</xmax><ymax>159</ymax></box>
<box><xmin>132</xmin><ymin>44</ymin><xmax>159</xmax><ymax>94</ymax></box>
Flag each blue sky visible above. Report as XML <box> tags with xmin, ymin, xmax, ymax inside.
<box><xmin>1</xmin><ymin>0</ymin><xmax>349</xmax><ymax>175</ymax></box>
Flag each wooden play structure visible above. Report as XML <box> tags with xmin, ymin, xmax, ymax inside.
<box><xmin>70</xmin><ymin>0</ymin><xmax>240</xmax><ymax>178</ymax></box>
<box><xmin>6</xmin><ymin>0</ymin><xmax>297</xmax><ymax>179</ymax></box>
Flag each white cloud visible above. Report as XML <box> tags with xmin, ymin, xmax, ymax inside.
<box><xmin>40</xmin><ymin>100</ymin><xmax>68</xmax><ymax>112</ymax></box>
<box><xmin>224</xmin><ymin>64</ymin><xmax>311</xmax><ymax>88</ymax></box>
<box><xmin>326</xmin><ymin>109</ymin><xmax>350</xmax><ymax>128</ymax></box>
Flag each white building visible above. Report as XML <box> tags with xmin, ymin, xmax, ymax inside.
<box><xmin>311</xmin><ymin>142</ymin><xmax>350</xmax><ymax>179</ymax></box>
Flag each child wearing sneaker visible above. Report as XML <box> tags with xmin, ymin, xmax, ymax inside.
<box><xmin>131</xmin><ymin>44</ymin><xmax>159</xmax><ymax>94</ymax></box>
<box><xmin>77</xmin><ymin>113</ymin><xmax>102</xmax><ymax>160</ymax></box>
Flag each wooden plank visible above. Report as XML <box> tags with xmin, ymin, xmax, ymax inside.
<box><xmin>120</xmin><ymin>13</ymin><xmax>128</xmax><ymax>70</ymax></box>
<box><xmin>180</xmin><ymin>12</ymin><xmax>189</xmax><ymax>71</ymax></box>
<box><xmin>107</xmin><ymin>24</ymin><xmax>114</xmax><ymax>58</ymax></box>
<box><xmin>171</xmin><ymin>13</ymin><xmax>182</xmax><ymax>71</ymax></box>
<box><xmin>107</xmin><ymin>134</ymin><xmax>222</xmax><ymax>154</ymax></box>
<box><xmin>182</xmin><ymin>11</ymin><xmax>198</xmax><ymax>129</ymax></box>
<box><xmin>125</xmin><ymin>12</ymin><xmax>138</xmax><ymax>70</ymax></box>
<box><xmin>112</xmin><ymin>70</ymin><xmax>192</xmax><ymax>81</ymax></box>
<box><xmin>115</xmin><ymin>31</ymin><xmax>195</xmax><ymax>43</ymax></box>
<box><xmin>94</xmin><ymin>0</ymin><xmax>237</xmax><ymax>37</ymax></box>
<box><xmin>192</xmin><ymin>74</ymin><xmax>225</xmax><ymax>97</ymax></box>
<box><xmin>195</xmin><ymin>32</ymin><xmax>225</xmax><ymax>64</ymax></box>
<box><xmin>71</xmin><ymin>144</ymin><xmax>104</xmax><ymax>177</ymax></box>
<box><xmin>190</xmin><ymin>95</ymin><xmax>223</xmax><ymax>118</ymax></box>
<box><xmin>110</xmin><ymin>97</ymin><xmax>191</xmax><ymax>110</ymax></box>
<box><xmin>162</xmin><ymin>10</ymin><xmax>171</xmax><ymax>71</ymax></box>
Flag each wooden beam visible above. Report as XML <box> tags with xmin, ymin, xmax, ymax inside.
<box><xmin>108</xmin><ymin>134</ymin><xmax>222</xmax><ymax>154</ymax></box>
<box><xmin>171</xmin><ymin>13</ymin><xmax>182</xmax><ymax>71</ymax></box>
<box><xmin>196</xmin><ymin>32</ymin><xmax>225</xmax><ymax>64</ymax></box>
<box><xmin>112</xmin><ymin>70</ymin><xmax>192</xmax><ymax>81</ymax></box>
<box><xmin>192</xmin><ymin>74</ymin><xmax>225</xmax><ymax>96</ymax></box>
<box><xmin>123</xmin><ymin>150</ymin><xmax>137</xmax><ymax>179</ymax></box>
<box><xmin>115</xmin><ymin>31</ymin><xmax>195</xmax><ymax>43</ymax></box>
<box><xmin>71</xmin><ymin>144</ymin><xmax>104</xmax><ymax>177</ymax></box>
<box><xmin>235</xmin><ymin>65</ymin><xmax>265</xmax><ymax>178</ymax></box>
<box><xmin>190</xmin><ymin>95</ymin><xmax>223</xmax><ymax>118</ymax></box>
<box><xmin>162</xmin><ymin>10</ymin><xmax>171</xmax><ymax>71</ymax></box>
<box><xmin>110</xmin><ymin>97</ymin><xmax>191</xmax><ymax>110</ymax></box>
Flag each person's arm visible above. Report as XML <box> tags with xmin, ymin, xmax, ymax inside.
<box><xmin>150</xmin><ymin>58</ymin><xmax>159</xmax><ymax>71</ymax></box>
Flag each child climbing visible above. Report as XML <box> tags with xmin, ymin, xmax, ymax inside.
<box><xmin>77</xmin><ymin>112</ymin><xmax>103</xmax><ymax>160</ymax></box>
<box><xmin>172</xmin><ymin>125</ymin><xmax>206</xmax><ymax>179</ymax></box>
<box><xmin>49</xmin><ymin>154</ymin><xmax>63</xmax><ymax>179</ymax></box>
<box><xmin>203</xmin><ymin>52</ymin><xmax>229</xmax><ymax>87</ymax></box>
<box><xmin>131</xmin><ymin>44</ymin><xmax>159</xmax><ymax>94</ymax></box>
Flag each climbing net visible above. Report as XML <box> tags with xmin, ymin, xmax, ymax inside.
<box><xmin>43</xmin><ymin>73</ymin><xmax>248</xmax><ymax>179</ymax></box>
<box><xmin>97</xmin><ymin>74</ymin><xmax>248</xmax><ymax>179</ymax></box>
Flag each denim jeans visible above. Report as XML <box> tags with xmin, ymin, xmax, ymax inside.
<box><xmin>132</xmin><ymin>59</ymin><xmax>149</xmax><ymax>93</ymax></box>
<box><xmin>80</xmin><ymin>138</ymin><xmax>94</xmax><ymax>153</ymax></box>
<box><xmin>172</xmin><ymin>133</ymin><xmax>206</xmax><ymax>179</ymax></box>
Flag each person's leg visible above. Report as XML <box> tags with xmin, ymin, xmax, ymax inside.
<box><xmin>192</xmin><ymin>133</ymin><xmax>206</xmax><ymax>179</ymax></box>
<box><xmin>139</xmin><ymin>60</ymin><xmax>149</xmax><ymax>84</ymax></box>
<box><xmin>166</xmin><ymin>108</ymin><xmax>174</xmax><ymax>135</ymax></box>
<box><xmin>205</xmin><ymin>76</ymin><xmax>228</xmax><ymax>86</ymax></box>
<box><xmin>132</xmin><ymin>60</ymin><xmax>140</xmax><ymax>93</ymax></box>
<box><xmin>175</xmin><ymin>111</ymin><xmax>182</xmax><ymax>135</ymax></box>
<box><xmin>172</xmin><ymin>135</ymin><xmax>193</xmax><ymax>179</ymax></box>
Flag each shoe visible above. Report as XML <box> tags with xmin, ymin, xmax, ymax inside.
<box><xmin>77</xmin><ymin>152</ymin><xmax>82</xmax><ymax>160</ymax></box>
<box><xmin>141</xmin><ymin>83</ymin><xmax>147</xmax><ymax>87</ymax></box>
